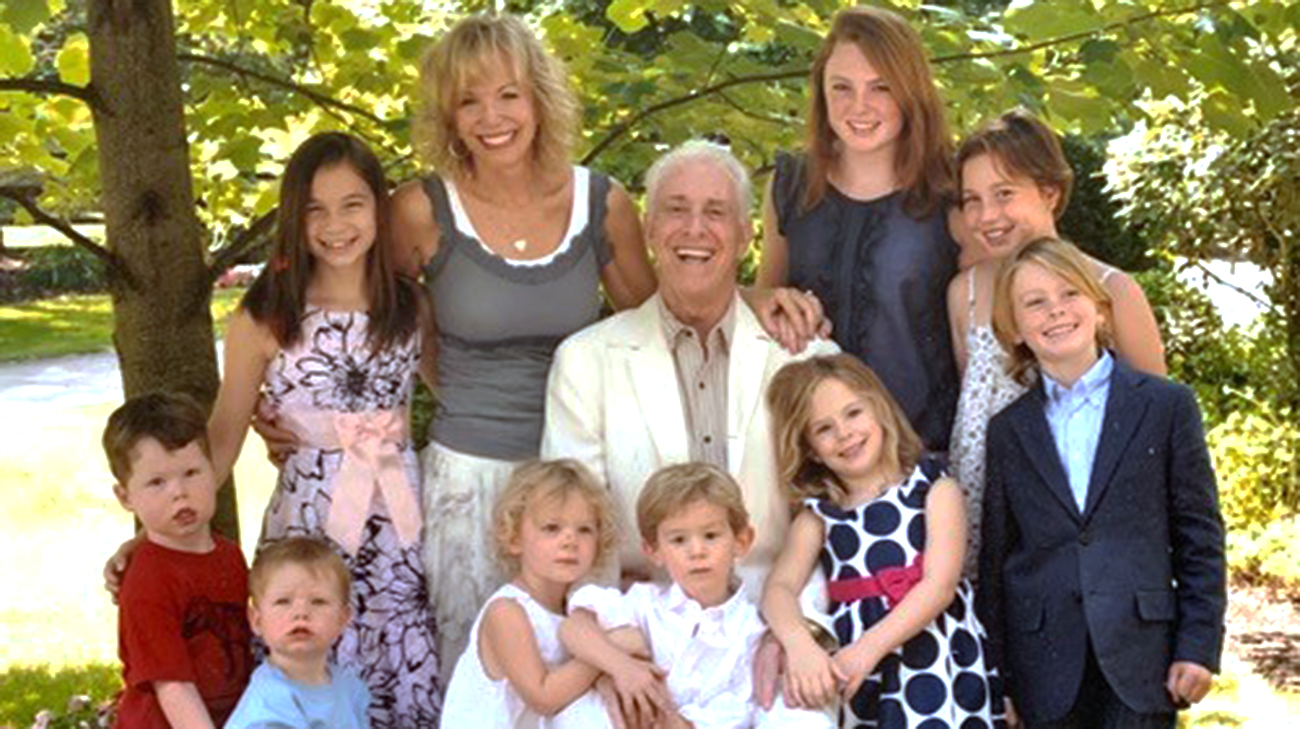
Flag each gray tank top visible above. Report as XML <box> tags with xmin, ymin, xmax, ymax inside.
<box><xmin>421</xmin><ymin>167</ymin><xmax>612</xmax><ymax>460</ymax></box>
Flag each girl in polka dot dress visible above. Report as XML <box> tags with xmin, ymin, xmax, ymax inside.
<box><xmin>763</xmin><ymin>354</ymin><xmax>1005</xmax><ymax>729</ymax></box>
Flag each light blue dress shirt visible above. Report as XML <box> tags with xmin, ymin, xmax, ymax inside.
<box><xmin>1042</xmin><ymin>352</ymin><xmax>1114</xmax><ymax>512</ymax></box>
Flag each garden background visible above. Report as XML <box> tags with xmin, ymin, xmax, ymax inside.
<box><xmin>1</xmin><ymin>0</ymin><xmax>1297</xmax><ymax>726</ymax></box>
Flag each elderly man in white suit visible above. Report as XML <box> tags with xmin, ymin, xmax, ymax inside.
<box><xmin>541</xmin><ymin>140</ymin><xmax>839</xmax><ymax>594</ymax></box>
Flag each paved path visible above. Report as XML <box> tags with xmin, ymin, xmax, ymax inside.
<box><xmin>0</xmin><ymin>342</ymin><xmax>225</xmax><ymax>407</ymax></box>
<box><xmin>0</xmin><ymin>349</ymin><xmax>123</xmax><ymax>407</ymax></box>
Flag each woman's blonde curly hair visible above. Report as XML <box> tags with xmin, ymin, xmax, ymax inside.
<box><xmin>492</xmin><ymin>459</ymin><xmax>619</xmax><ymax>577</ymax></box>
<box><xmin>414</xmin><ymin>13</ymin><xmax>578</xmax><ymax>180</ymax></box>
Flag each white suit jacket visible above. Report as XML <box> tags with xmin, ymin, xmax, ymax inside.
<box><xmin>541</xmin><ymin>293</ymin><xmax>839</xmax><ymax>594</ymax></box>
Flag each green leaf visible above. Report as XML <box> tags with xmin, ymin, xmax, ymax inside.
<box><xmin>1046</xmin><ymin>82</ymin><xmax>1111</xmax><ymax>134</ymax></box>
<box><xmin>606</xmin><ymin>0</ymin><xmax>649</xmax><ymax>34</ymax></box>
<box><xmin>340</xmin><ymin>28</ymin><xmax>379</xmax><ymax>52</ymax></box>
<box><xmin>56</xmin><ymin>33</ymin><xmax>90</xmax><ymax>86</ymax></box>
<box><xmin>0</xmin><ymin>0</ymin><xmax>49</xmax><ymax>33</ymax></box>
<box><xmin>0</xmin><ymin>24</ymin><xmax>33</xmax><ymax>75</ymax></box>
<box><xmin>1003</xmin><ymin>0</ymin><xmax>1102</xmax><ymax>42</ymax></box>
<box><xmin>1200</xmin><ymin>90</ymin><xmax>1255</xmax><ymax>138</ymax></box>
<box><xmin>1133</xmin><ymin>57</ymin><xmax>1191</xmax><ymax>101</ymax></box>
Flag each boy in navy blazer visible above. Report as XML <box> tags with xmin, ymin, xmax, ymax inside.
<box><xmin>978</xmin><ymin>239</ymin><xmax>1225</xmax><ymax>729</ymax></box>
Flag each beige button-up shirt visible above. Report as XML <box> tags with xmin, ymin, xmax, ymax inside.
<box><xmin>658</xmin><ymin>297</ymin><xmax>736</xmax><ymax>470</ymax></box>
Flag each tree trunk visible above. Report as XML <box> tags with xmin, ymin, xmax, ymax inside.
<box><xmin>88</xmin><ymin>0</ymin><xmax>238</xmax><ymax>540</ymax></box>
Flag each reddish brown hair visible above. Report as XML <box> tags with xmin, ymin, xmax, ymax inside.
<box><xmin>802</xmin><ymin>6</ymin><xmax>954</xmax><ymax>217</ymax></box>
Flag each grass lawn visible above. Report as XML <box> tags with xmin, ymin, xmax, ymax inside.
<box><xmin>0</xmin><ymin>289</ymin><xmax>245</xmax><ymax>362</ymax></box>
<box><xmin>0</xmin><ymin>664</ymin><xmax>120</xmax><ymax>727</ymax></box>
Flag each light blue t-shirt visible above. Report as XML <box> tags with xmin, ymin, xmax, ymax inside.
<box><xmin>224</xmin><ymin>661</ymin><xmax>370</xmax><ymax>729</ymax></box>
<box><xmin>1042</xmin><ymin>351</ymin><xmax>1114</xmax><ymax>511</ymax></box>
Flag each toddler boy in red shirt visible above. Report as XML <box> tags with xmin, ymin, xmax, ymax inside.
<box><xmin>105</xmin><ymin>392</ymin><xmax>253</xmax><ymax>728</ymax></box>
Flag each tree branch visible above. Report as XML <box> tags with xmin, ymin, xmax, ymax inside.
<box><xmin>208</xmin><ymin>208</ymin><xmax>277</xmax><ymax>281</ymax></box>
<box><xmin>582</xmin><ymin>0</ymin><xmax>1239</xmax><ymax>163</ymax></box>
<box><xmin>582</xmin><ymin>69</ymin><xmax>806</xmax><ymax>164</ymax></box>
<box><xmin>178</xmin><ymin>52</ymin><xmax>391</xmax><ymax>127</ymax></box>
<box><xmin>0</xmin><ymin>189</ymin><xmax>136</xmax><ymax>288</ymax></box>
<box><xmin>1185</xmin><ymin>258</ymin><xmax>1274</xmax><ymax>313</ymax></box>
<box><xmin>930</xmin><ymin>0</ymin><xmax>1235</xmax><ymax>64</ymax></box>
<box><xmin>0</xmin><ymin>76</ymin><xmax>105</xmax><ymax>111</ymax></box>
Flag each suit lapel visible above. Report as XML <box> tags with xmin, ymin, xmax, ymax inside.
<box><xmin>726</xmin><ymin>302</ymin><xmax>771</xmax><ymax>475</ymax></box>
<box><xmin>625</xmin><ymin>298</ymin><xmax>691</xmax><ymax>466</ymax></box>
<box><xmin>1010</xmin><ymin>387</ymin><xmax>1081</xmax><ymax>523</ymax></box>
<box><xmin>1082</xmin><ymin>362</ymin><xmax>1150</xmax><ymax>520</ymax></box>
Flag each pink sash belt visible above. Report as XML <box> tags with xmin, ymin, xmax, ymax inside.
<box><xmin>827</xmin><ymin>553</ymin><xmax>924</xmax><ymax>608</ymax></box>
<box><xmin>281</xmin><ymin>408</ymin><xmax>421</xmax><ymax>555</ymax></box>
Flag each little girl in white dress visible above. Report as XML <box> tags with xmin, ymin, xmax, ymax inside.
<box><xmin>441</xmin><ymin>460</ymin><xmax>618</xmax><ymax>728</ymax></box>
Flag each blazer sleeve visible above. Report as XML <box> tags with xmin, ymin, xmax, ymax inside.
<box><xmin>977</xmin><ymin>413</ymin><xmax>1015</xmax><ymax>688</ymax></box>
<box><xmin>540</xmin><ymin>336</ymin><xmax>606</xmax><ymax>482</ymax></box>
<box><xmin>1165</xmin><ymin>384</ymin><xmax>1227</xmax><ymax>672</ymax></box>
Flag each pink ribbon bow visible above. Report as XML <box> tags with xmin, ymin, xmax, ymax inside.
<box><xmin>324</xmin><ymin>410</ymin><xmax>422</xmax><ymax>555</ymax></box>
<box><xmin>827</xmin><ymin>554</ymin><xmax>925</xmax><ymax>608</ymax></box>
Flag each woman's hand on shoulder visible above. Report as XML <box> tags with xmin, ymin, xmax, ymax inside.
<box><xmin>391</xmin><ymin>180</ymin><xmax>440</xmax><ymax>278</ymax></box>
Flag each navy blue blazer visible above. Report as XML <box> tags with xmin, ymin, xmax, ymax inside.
<box><xmin>977</xmin><ymin>360</ymin><xmax>1225</xmax><ymax>723</ymax></box>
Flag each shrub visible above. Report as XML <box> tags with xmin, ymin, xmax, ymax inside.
<box><xmin>1208</xmin><ymin>399</ymin><xmax>1300</xmax><ymax>587</ymax></box>
<box><xmin>0</xmin><ymin>245</ymin><xmax>108</xmax><ymax>302</ymax></box>
<box><xmin>1209</xmin><ymin>401</ymin><xmax>1300</xmax><ymax>532</ymax></box>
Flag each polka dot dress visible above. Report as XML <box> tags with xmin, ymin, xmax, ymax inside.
<box><xmin>807</xmin><ymin>458</ymin><xmax>1005</xmax><ymax>729</ymax></box>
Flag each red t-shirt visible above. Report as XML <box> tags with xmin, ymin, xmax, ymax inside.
<box><xmin>114</xmin><ymin>536</ymin><xmax>252</xmax><ymax>728</ymax></box>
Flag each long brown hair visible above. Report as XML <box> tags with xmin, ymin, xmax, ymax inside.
<box><xmin>802</xmin><ymin>6</ymin><xmax>953</xmax><ymax>217</ymax></box>
<box><xmin>242</xmin><ymin>132</ymin><xmax>419</xmax><ymax>351</ymax></box>
<box><xmin>767</xmin><ymin>354</ymin><xmax>922</xmax><ymax>503</ymax></box>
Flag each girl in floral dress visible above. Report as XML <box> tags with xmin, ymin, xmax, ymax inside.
<box><xmin>206</xmin><ymin>132</ymin><xmax>441</xmax><ymax>727</ymax></box>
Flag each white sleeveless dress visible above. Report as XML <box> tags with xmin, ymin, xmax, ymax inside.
<box><xmin>440</xmin><ymin>583</ymin><xmax>612</xmax><ymax>728</ymax></box>
<box><xmin>948</xmin><ymin>269</ymin><xmax>1027</xmax><ymax>578</ymax></box>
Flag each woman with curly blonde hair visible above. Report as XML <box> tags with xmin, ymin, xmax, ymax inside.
<box><xmin>388</xmin><ymin>13</ymin><xmax>656</xmax><ymax>670</ymax></box>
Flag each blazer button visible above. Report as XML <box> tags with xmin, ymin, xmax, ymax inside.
<box><xmin>1078</xmin><ymin>530</ymin><xmax>1091</xmax><ymax>546</ymax></box>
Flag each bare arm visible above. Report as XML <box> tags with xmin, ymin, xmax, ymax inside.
<box><xmin>560</xmin><ymin>611</ymin><xmax>671</xmax><ymax>719</ymax></box>
<box><xmin>745</xmin><ymin>177</ymin><xmax>832</xmax><ymax>352</ymax></box>
<box><xmin>947</xmin><ymin>268</ymin><xmax>971</xmax><ymax>376</ymax></box>
<box><xmin>761</xmin><ymin>509</ymin><xmax>840</xmax><ymax>708</ymax></box>
<box><xmin>391</xmin><ymin>180</ymin><xmax>440</xmax><ymax>279</ymax></box>
<box><xmin>413</xmin><ymin>283</ymin><xmax>439</xmax><ymax>390</ymax></box>
<box><xmin>599</xmin><ymin>182</ymin><xmax>656</xmax><ymax>310</ymax></box>
<box><xmin>1105</xmin><ymin>270</ymin><xmax>1167</xmax><ymax>376</ymax></box>
<box><xmin>207</xmin><ymin>308</ymin><xmax>277</xmax><ymax>484</ymax></box>
<box><xmin>833</xmin><ymin>478</ymin><xmax>966</xmax><ymax>697</ymax></box>
<box><xmin>756</xmin><ymin>177</ymin><xmax>789</xmax><ymax>289</ymax></box>
<box><xmin>482</xmin><ymin>597</ymin><xmax>601</xmax><ymax>716</ymax></box>
<box><xmin>155</xmin><ymin>681</ymin><xmax>216</xmax><ymax>729</ymax></box>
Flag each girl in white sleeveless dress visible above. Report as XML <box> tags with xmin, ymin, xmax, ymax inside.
<box><xmin>441</xmin><ymin>460</ymin><xmax>619</xmax><ymax>728</ymax></box>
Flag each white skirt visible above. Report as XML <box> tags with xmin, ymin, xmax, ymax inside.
<box><xmin>420</xmin><ymin>440</ymin><xmax>522</xmax><ymax>674</ymax></box>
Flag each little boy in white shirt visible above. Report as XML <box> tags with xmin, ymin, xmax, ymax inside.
<box><xmin>561</xmin><ymin>463</ymin><xmax>835</xmax><ymax>729</ymax></box>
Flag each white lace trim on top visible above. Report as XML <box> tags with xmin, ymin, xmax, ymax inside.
<box><xmin>444</xmin><ymin>166</ymin><xmax>590</xmax><ymax>268</ymax></box>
